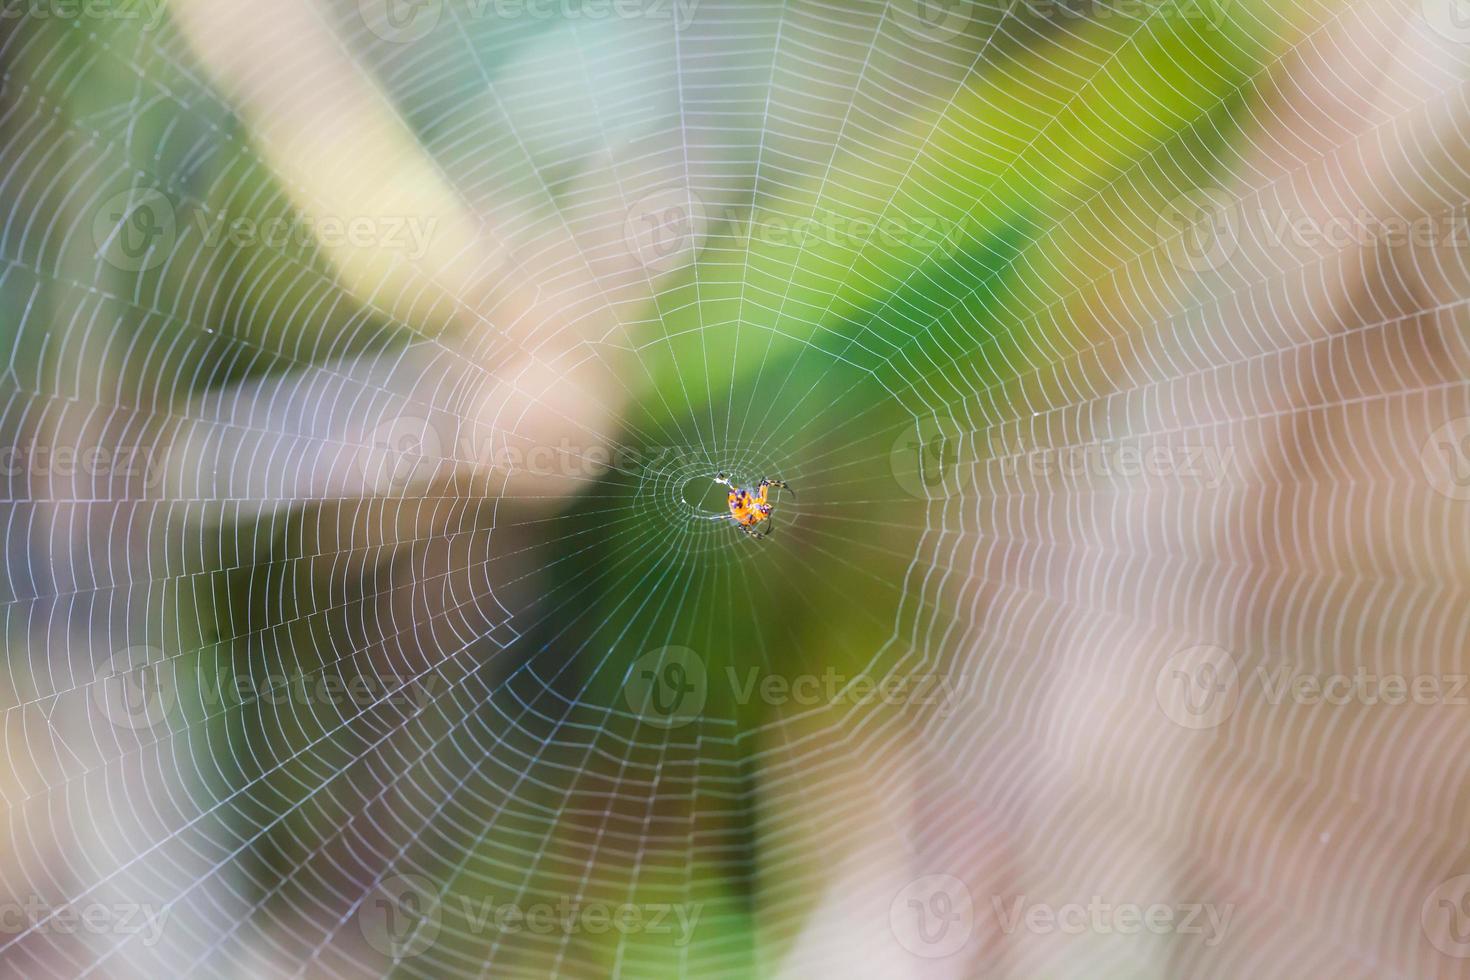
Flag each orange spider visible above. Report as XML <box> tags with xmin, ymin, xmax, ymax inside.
<box><xmin>713</xmin><ymin>473</ymin><xmax>792</xmax><ymax>539</ymax></box>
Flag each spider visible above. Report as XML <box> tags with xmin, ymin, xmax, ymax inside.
<box><xmin>712</xmin><ymin>473</ymin><xmax>792</xmax><ymax>539</ymax></box>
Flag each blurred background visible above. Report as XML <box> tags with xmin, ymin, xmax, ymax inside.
<box><xmin>2</xmin><ymin>0</ymin><xmax>1470</xmax><ymax>976</ymax></box>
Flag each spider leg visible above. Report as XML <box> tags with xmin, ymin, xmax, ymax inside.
<box><xmin>760</xmin><ymin>478</ymin><xmax>792</xmax><ymax>498</ymax></box>
<box><xmin>713</xmin><ymin>473</ymin><xmax>736</xmax><ymax>489</ymax></box>
<box><xmin>736</xmin><ymin>517</ymin><xmax>773</xmax><ymax>540</ymax></box>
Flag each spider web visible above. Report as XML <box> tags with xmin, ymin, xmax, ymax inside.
<box><xmin>3</xmin><ymin>0</ymin><xmax>1470</xmax><ymax>977</ymax></box>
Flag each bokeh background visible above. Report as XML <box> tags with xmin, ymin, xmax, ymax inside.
<box><xmin>3</xmin><ymin>0</ymin><xmax>1470</xmax><ymax>976</ymax></box>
